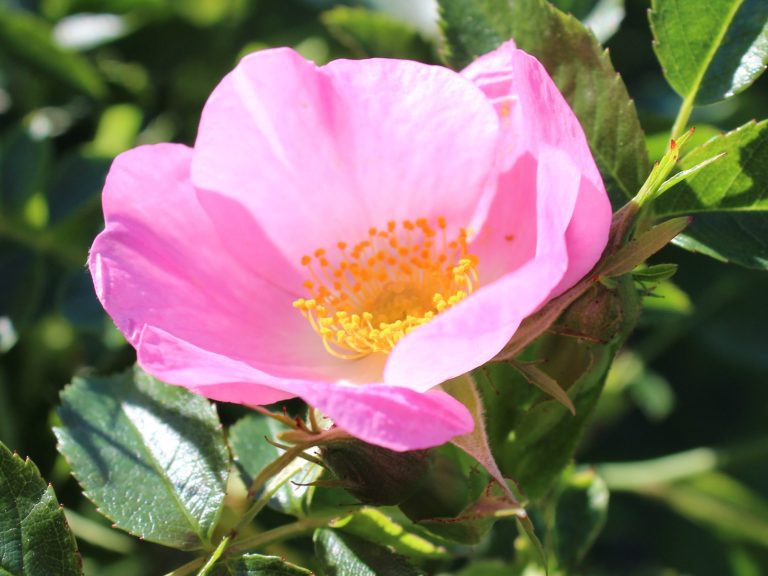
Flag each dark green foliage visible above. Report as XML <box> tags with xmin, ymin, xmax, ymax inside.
<box><xmin>554</xmin><ymin>469</ymin><xmax>609</xmax><ymax>571</ymax></box>
<box><xmin>0</xmin><ymin>441</ymin><xmax>82</xmax><ymax>576</ymax></box>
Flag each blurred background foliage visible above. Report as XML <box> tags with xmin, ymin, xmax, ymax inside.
<box><xmin>0</xmin><ymin>0</ymin><xmax>766</xmax><ymax>574</ymax></box>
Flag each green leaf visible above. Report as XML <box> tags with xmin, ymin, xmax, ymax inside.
<box><xmin>398</xmin><ymin>444</ymin><xmax>487</xmax><ymax>530</ymax></box>
<box><xmin>657</xmin><ymin>121</ymin><xmax>768</xmax><ymax>216</ymax></box>
<box><xmin>229</xmin><ymin>413</ymin><xmax>322</xmax><ymax>517</ymax></box>
<box><xmin>216</xmin><ymin>553</ymin><xmax>313</xmax><ymax>576</ymax></box>
<box><xmin>496</xmin><ymin>277</ymin><xmax>640</xmax><ymax>501</ymax></box>
<box><xmin>554</xmin><ymin>469</ymin><xmax>609</xmax><ymax>571</ymax></box>
<box><xmin>0</xmin><ymin>10</ymin><xmax>106</xmax><ymax>100</ymax></box>
<box><xmin>655</xmin><ymin>121</ymin><xmax>768</xmax><ymax>269</ymax></box>
<box><xmin>512</xmin><ymin>361</ymin><xmax>576</xmax><ymax>414</ymax></box>
<box><xmin>551</xmin><ymin>0</ymin><xmax>626</xmax><ymax>43</ymax></box>
<box><xmin>673</xmin><ymin>213</ymin><xmax>768</xmax><ymax>269</ymax></box>
<box><xmin>0</xmin><ymin>441</ymin><xmax>82</xmax><ymax>576</ymax></box>
<box><xmin>632</xmin><ymin>263</ymin><xmax>679</xmax><ymax>283</ymax></box>
<box><xmin>321</xmin><ymin>7</ymin><xmax>434</xmax><ymax>60</ymax></box>
<box><xmin>438</xmin><ymin>0</ymin><xmax>649</xmax><ymax>208</ymax></box>
<box><xmin>601</xmin><ymin>216</ymin><xmax>691</xmax><ymax>277</ymax></box>
<box><xmin>54</xmin><ymin>366</ymin><xmax>229</xmax><ymax>550</ymax></box>
<box><xmin>314</xmin><ymin>529</ymin><xmax>426</xmax><ymax>576</ymax></box>
<box><xmin>330</xmin><ymin>508</ymin><xmax>449</xmax><ymax>560</ymax></box>
<box><xmin>641</xmin><ymin>278</ymin><xmax>693</xmax><ymax>315</ymax></box>
<box><xmin>649</xmin><ymin>0</ymin><xmax>768</xmax><ymax>105</ymax></box>
<box><xmin>641</xmin><ymin>472</ymin><xmax>768</xmax><ymax>549</ymax></box>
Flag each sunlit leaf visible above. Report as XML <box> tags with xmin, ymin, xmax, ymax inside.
<box><xmin>650</xmin><ymin>0</ymin><xmax>768</xmax><ymax>105</ymax></box>
<box><xmin>55</xmin><ymin>367</ymin><xmax>229</xmax><ymax>550</ymax></box>
<box><xmin>314</xmin><ymin>528</ymin><xmax>426</xmax><ymax>576</ymax></box>
<box><xmin>330</xmin><ymin>508</ymin><xmax>449</xmax><ymax>560</ymax></box>
<box><xmin>656</xmin><ymin>121</ymin><xmax>768</xmax><ymax>269</ymax></box>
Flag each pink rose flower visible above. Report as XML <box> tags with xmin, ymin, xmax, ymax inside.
<box><xmin>89</xmin><ymin>41</ymin><xmax>610</xmax><ymax>451</ymax></box>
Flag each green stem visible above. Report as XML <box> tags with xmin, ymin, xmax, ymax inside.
<box><xmin>230</xmin><ymin>516</ymin><xmax>335</xmax><ymax>554</ymax></box>
<box><xmin>177</xmin><ymin>439</ymin><xmax>325</xmax><ymax>575</ymax></box>
<box><xmin>163</xmin><ymin>557</ymin><xmax>205</xmax><ymax>576</ymax></box>
<box><xmin>196</xmin><ymin>534</ymin><xmax>232</xmax><ymax>576</ymax></box>
<box><xmin>670</xmin><ymin>92</ymin><xmax>695</xmax><ymax>141</ymax></box>
<box><xmin>235</xmin><ymin>442</ymin><xmax>316</xmax><ymax>534</ymax></box>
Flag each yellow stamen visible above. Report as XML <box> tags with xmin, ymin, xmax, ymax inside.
<box><xmin>293</xmin><ymin>216</ymin><xmax>480</xmax><ymax>360</ymax></box>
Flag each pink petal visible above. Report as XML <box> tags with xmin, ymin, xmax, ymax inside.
<box><xmin>138</xmin><ymin>325</ymin><xmax>294</xmax><ymax>405</ymax></box>
<box><xmin>138</xmin><ymin>325</ymin><xmax>471</xmax><ymax>451</ymax></box>
<box><xmin>89</xmin><ymin>144</ymin><xmax>360</xmax><ymax>381</ymax></box>
<box><xmin>468</xmin><ymin>153</ymin><xmax>538</xmax><ymax>282</ymax></box>
<box><xmin>291</xmin><ymin>383</ymin><xmax>474</xmax><ymax>451</ymax></box>
<box><xmin>551</xmin><ymin>176</ymin><xmax>612</xmax><ymax>294</ymax></box>
<box><xmin>385</xmin><ymin>149</ymin><xmax>581</xmax><ymax>390</ymax></box>
<box><xmin>191</xmin><ymin>47</ymin><xmax>500</xmax><ymax>270</ymax></box>
<box><xmin>465</xmin><ymin>41</ymin><xmax>610</xmax><ymax>295</ymax></box>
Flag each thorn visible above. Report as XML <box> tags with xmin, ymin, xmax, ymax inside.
<box><xmin>295</xmin><ymin>416</ymin><xmax>310</xmax><ymax>432</ymax></box>
<box><xmin>265</xmin><ymin>436</ymin><xmax>291</xmax><ymax>451</ymax></box>
<box><xmin>670</xmin><ymin>139</ymin><xmax>677</xmax><ymax>150</ymax></box>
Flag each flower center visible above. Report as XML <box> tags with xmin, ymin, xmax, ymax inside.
<box><xmin>293</xmin><ymin>216</ymin><xmax>479</xmax><ymax>360</ymax></box>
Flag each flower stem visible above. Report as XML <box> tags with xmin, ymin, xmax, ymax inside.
<box><xmin>163</xmin><ymin>557</ymin><xmax>205</xmax><ymax>576</ymax></box>
<box><xmin>229</xmin><ymin>516</ymin><xmax>336</xmax><ymax>554</ymax></box>
<box><xmin>195</xmin><ymin>535</ymin><xmax>231</xmax><ymax>576</ymax></box>
<box><xmin>670</xmin><ymin>92</ymin><xmax>695</xmax><ymax>141</ymax></box>
<box><xmin>236</xmin><ymin>441</ymin><xmax>317</xmax><ymax>533</ymax></box>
